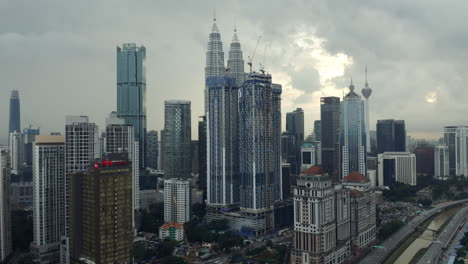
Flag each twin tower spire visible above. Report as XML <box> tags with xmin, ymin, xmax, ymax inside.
<box><xmin>205</xmin><ymin>16</ymin><xmax>245</xmax><ymax>87</ymax></box>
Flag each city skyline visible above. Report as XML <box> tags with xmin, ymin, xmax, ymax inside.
<box><xmin>1</xmin><ymin>1</ymin><xmax>467</xmax><ymax>143</ymax></box>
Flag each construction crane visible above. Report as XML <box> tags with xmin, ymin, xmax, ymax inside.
<box><xmin>247</xmin><ymin>36</ymin><xmax>261</xmax><ymax>73</ymax></box>
<box><xmin>259</xmin><ymin>43</ymin><xmax>269</xmax><ymax>74</ymax></box>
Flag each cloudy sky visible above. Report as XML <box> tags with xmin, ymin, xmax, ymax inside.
<box><xmin>1</xmin><ymin>0</ymin><xmax>467</xmax><ymax>144</ymax></box>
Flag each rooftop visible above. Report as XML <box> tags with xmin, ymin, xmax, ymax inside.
<box><xmin>35</xmin><ymin>135</ymin><xmax>65</xmax><ymax>144</ymax></box>
<box><xmin>160</xmin><ymin>222</ymin><xmax>184</xmax><ymax>229</ymax></box>
<box><xmin>343</xmin><ymin>172</ymin><xmax>369</xmax><ymax>182</ymax></box>
<box><xmin>301</xmin><ymin>165</ymin><xmax>325</xmax><ymax>176</ymax></box>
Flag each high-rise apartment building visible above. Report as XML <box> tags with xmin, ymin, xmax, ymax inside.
<box><xmin>164</xmin><ymin>179</ymin><xmax>191</xmax><ymax>223</ymax></box>
<box><xmin>69</xmin><ymin>154</ymin><xmax>133</xmax><ymax>264</ymax></box>
<box><xmin>23</xmin><ymin>127</ymin><xmax>40</xmax><ymax>166</ymax></box>
<box><xmin>31</xmin><ymin>135</ymin><xmax>65</xmax><ymax>264</ymax></box>
<box><xmin>320</xmin><ymin>97</ymin><xmax>341</xmax><ymax>179</ymax></box>
<box><xmin>455</xmin><ymin>127</ymin><xmax>468</xmax><ymax>177</ymax></box>
<box><xmin>105</xmin><ymin>112</ymin><xmax>139</xmax><ymax>211</ymax></box>
<box><xmin>341</xmin><ymin>81</ymin><xmax>366</xmax><ymax>178</ymax></box>
<box><xmin>444</xmin><ymin>126</ymin><xmax>462</xmax><ymax>176</ymax></box>
<box><xmin>291</xmin><ymin>166</ymin><xmax>350</xmax><ymax>264</ymax></box>
<box><xmin>9</xmin><ymin>90</ymin><xmax>20</xmax><ymax>135</ymax></box>
<box><xmin>117</xmin><ymin>43</ymin><xmax>147</xmax><ymax>169</ymax></box>
<box><xmin>147</xmin><ymin>130</ymin><xmax>158</xmax><ymax>170</ymax></box>
<box><xmin>378</xmin><ymin>152</ymin><xmax>417</xmax><ymax>187</ymax></box>
<box><xmin>434</xmin><ymin>145</ymin><xmax>449</xmax><ymax>180</ymax></box>
<box><xmin>163</xmin><ymin>101</ymin><xmax>191</xmax><ymax>180</ymax></box>
<box><xmin>286</xmin><ymin>108</ymin><xmax>304</xmax><ymax>174</ymax></box>
<box><xmin>9</xmin><ymin>131</ymin><xmax>23</xmax><ymax>175</ymax></box>
<box><xmin>206</xmin><ymin>75</ymin><xmax>239</xmax><ymax>212</ymax></box>
<box><xmin>0</xmin><ymin>148</ymin><xmax>12</xmax><ymax>262</ymax></box>
<box><xmin>376</xmin><ymin>119</ymin><xmax>406</xmax><ymax>154</ymax></box>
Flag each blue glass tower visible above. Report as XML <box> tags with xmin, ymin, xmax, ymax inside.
<box><xmin>340</xmin><ymin>80</ymin><xmax>367</xmax><ymax>178</ymax></box>
<box><xmin>9</xmin><ymin>90</ymin><xmax>20</xmax><ymax>134</ymax></box>
<box><xmin>117</xmin><ymin>43</ymin><xmax>146</xmax><ymax>169</ymax></box>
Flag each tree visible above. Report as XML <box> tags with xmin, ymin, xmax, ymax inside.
<box><xmin>160</xmin><ymin>256</ymin><xmax>186</xmax><ymax>264</ymax></box>
<box><xmin>139</xmin><ymin>202</ymin><xmax>164</xmax><ymax>233</ymax></box>
<box><xmin>191</xmin><ymin>203</ymin><xmax>206</xmax><ymax>221</ymax></box>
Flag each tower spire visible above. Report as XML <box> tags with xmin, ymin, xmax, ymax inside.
<box><xmin>213</xmin><ymin>7</ymin><xmax>216</xmax><ymax>22</ymax></box>
<box><xmin>365</xmin><ymin>65</ymin><xmax>368</xmax><ymax>86</ymax></box>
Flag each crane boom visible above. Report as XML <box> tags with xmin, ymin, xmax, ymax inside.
<box><xmin>247</xmin><ymin>36</ymin><xmax>261</xmax><ymax>73</ymax></box>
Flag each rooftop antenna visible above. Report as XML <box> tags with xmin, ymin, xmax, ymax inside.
<box><xmin>247</xmin><ymin>36</ymin><xmax>261</xmax><ymax>73</ymax></box>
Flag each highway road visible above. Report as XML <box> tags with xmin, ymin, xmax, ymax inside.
<box><xmin>359</xmin><ymin>199</ymin><xmax>468</xmax><ymax>264</ymax></box>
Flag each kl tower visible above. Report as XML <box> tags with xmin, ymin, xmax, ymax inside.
<box><xmin>361</xmin><ymin>66</ymin><xmax>372</xmax><ymax>153</ymax></box>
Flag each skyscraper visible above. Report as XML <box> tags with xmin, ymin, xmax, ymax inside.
<box><xmin>164</xmin><ymin>179</ymin><xmax>191</xmax><ymax>223</ymax></box>
<box><xmin>9</xmin><ymin>131</ymin><xmax>23</xmax><ymax>175</ymax></box>
<box><xmin>361</xmin><ymin>67</ymin><xmax>372</xmax><ymax>153</ymax></box>
<box><xmin>69</xmin><ymin>154</ymin><xmax>133</xmax><ymax>264</ymax></box>
<box><xmin>117</xmin><ymin>43</ymin><xmax>147</xmax><ymax>169</ymax></box>
<box><xmin>205</xmin><ymin>17</ymin><xmax>225</xmax><ymax>112</ymax></box>
<box><xmin>9</xmin><ymin>90</ymin><xmax>20</xmax><ymax>134</ymax></box>
<box><xmin>198</xmin><ymin>116</ymin><xmax>207</xmax><ymax>198</ymax></box>
<box><xmin>313</xmin><ymin>120</ymin><xmax>321</xmax><ymax>141</ymax></box>
<box><xmin>31</xmin><ymin>135</ymin><xmax>65</xmax><ymax>264</ymax></box>
<box><xmin>341</xmin><ymin>81</ymin><xmax>367</xmax><ymax>178</ymax></box>
<box><xmin>444</xmin><ymin>126</ymin><xmax>462</xmax><ymax>176</ymax></box>
<box><xmin>238</xmin><ymin>72</ymin><xmax>280</xmax><ymax>235</ymax></box>
<box><xmin>376</xmin><ymin>119</ymin><xmax>406</xmax><ymax>154</ymax></box>
<box><xmin>286</xmin><ymin>108</ymin><xmax>304</xmax><ymax>174</ymax></box>
<box><xmin>227</xmin><ymin>28</ymin><xmax>245</xmax><ymax>86</ymax></box>
<box><xmin>105</xmin><ymin>112</ymin><xmax>139</xmax><ymax>211</ymax></box>
<box><xmin>147</xmin><ymin>130</ymin><xmax>158</xmax><ymax>170</ymax></box>
<box><xmin>378</xmin><ymin>152</ymin><xmax>417</xmax><ymax>187</ymax></box>
<box><xmin>321</xmin><ymin>97</ymin><xmax>341</xmax><ymax>179</ymax></box>
<box><xmin>455</xmin><ymin>127</ymin><xmax>468</xmax><ymax>177</ymax></box>
<box><xmin>271</xmin><ymin>84</ymin><xmax>282</xmax><ymax>201</ymax></box>
<box><xmin>206</xmin><ymin>75</ymin><xmax>239</xmax><ymax>212</ymax></box>
<box><xmin>434</xmin><ymin>145</ymin><xmax>449</xmax><ymax>180</ymax></box>
<box><xmin>0</xmin><ymin>148</ymin><xmax>12</xmax><ymax>262</ymax></box>
<box><xmin>163</xmin><ymin>101</ymin><xmax>191</xmax><ymax>180</ymax></box>
<box><xmin>22</xmin><ymin>127</ymin><xmax>40</xmax><ymax>166</ymax></box>
<box><xmin>414</xmin><ymin>147</ymin><xmax>434</xmax><ymax>176</ymax></box>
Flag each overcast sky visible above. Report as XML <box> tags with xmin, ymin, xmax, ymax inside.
<box><xmin>1</xmin><ymin>0</ymin><xmax>467</xmax><ymax>144</ymax></box>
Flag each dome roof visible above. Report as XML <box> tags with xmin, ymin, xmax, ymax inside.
<box><xmin>343</xmin><ymin>171</ymin><xmax>369</xmax><ymax>182</ymax></box>
<box><xmin>302</xmin><ymin>165</ymin><xmax>325</xmax><ymax>176</ymax></box>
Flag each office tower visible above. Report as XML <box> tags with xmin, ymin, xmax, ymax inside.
<box><xmin>23</xmin><ymin>127</ymin><xmax>40</xmax><ymax>166</ymax></box>
<box><xmin>117</xmin><ymin>43</ymin><xmax>147</xmax><ymax>169</ymax></box>
<box><xmin>31</xmin><ymin>135</ymin><xmax>65</xmax><ymax>264</ymax></box>
<box><xmin>147</xmin><ymin>130</ymin><xmax>158</xmax><ymax>170</ymax></box>
<box><xmin>376</xmin><ymin>119</ymin><xmax>406</xmax><ymax>154</ymax></box>
<box><xmin>238</xmin><ymin>72</ymin><xmax>281</xmax><ymax>236</ymax></box>
<box><xmin>444</xmin><ymin>126</ymin><xmax>460</xmax><ymax>176</ymax></box>
<box><xmin>455</xmin><ymin>127</ymin><xmax>468</xmax><ymax>177</ymax></box>
<box><xmin>414</xmin><ymin>147</ymin><xmax>434</xmax><ymax>176</ymax></box>
<box><xmin>361</xmin><ymin>67</ymin><xmax>372</xmax><ymax>153</ymax></box>
<box><xmin>191</xmin><ymin>141</ymin><xmax>199</xmax><ymax>174</ymax></box>
<box><xmin>106</xmin><ymin>112</ymin><xmax>139</xmax><ymax>211</ymax></box>
<box><xmin>9</xmin><ymin>131</ymin><xmax>23</xmax><ymax>175</ymax></box>
<box><xmin>206</xmin><ymin>75</ymin><xmax>239</xmax><ymax>213</ymax></box>
<box><xmin>227</xmin><ymin>28</ymin><xmax>245</xmax><ymax>86</ymax></box>
<box><xmin>313</xmin><ymin>141</ymin><xmax>322</xmax><ymax>166</ymax></box>
<box><xmin>321</xmin><ymin>97</ymin><xmax>341</xmax><ymax>179</ymax></box>
<box><xmin>205</xmin><ymin>16</ymin><xmax>225</xmax><ymax>112</ymax></box>
<box><xmin>160</xmin><ymin>130</ymin><xmax>165</xmax><ymax>171</ymax></box>
<box><xmin>69</xmin><ymin>154</ymin><xmax>133</xmax><ymax>264</ymax></box>
<box><xmin>369</xmin><ymin>130</ymin><xmax>377</xmax><ymax>154</ymax></box>
<box><xmin>198</xmin><ymin>116</ymin><xmax>207</xmax><ymax>197</ymax></box>
<box><xmin>342</xmin><ymin>172</ymin><xmax>376</xmax><ymax>249</ymax></box>
<box><xmin>164</xmin><ymin>179</ymin><xmax>191</xmax><ymax>223</ymax></box>
<box><xmin>314</xmin><ymin>120</ymin><xmax>321</xmax><ymax>141</ymax></box>
<box><xmin>281</xmin><ymin>163</ymin><xmax>291</xmax><ymax>200</ymax></box>
<box><xmin>9</xmin><ymin>90</ymin><xmax>20</xmax><ymax>135</ymax></box>
<box><xmin>378</xmin><ymin>152</ymin><xmax>416</xmax><ymax>187</ymax></box>
<box><xmin>0</xmin><ymin>148</ymin><xmax>12</xmax><ymax>262</ymax></box>
<box><xmin>272</xmin><ymin>84</ymin><xmax>283</xmax><ymax>201</ymax></box>
<box><xmin>286</xmin><ymin>108</ymin><xmax>304</xmax><ymax>174</ymax></box>
<box><xmin>163</xmin><ymin>101</ymin><xmax>191</xmax><ymax>179</ymax></box>
<box><xmin>434</xmin><ymin>145</ymin><xmax>449</xmax><ymax>180</ymax></box>
<box><xmin>341</xmin><ymin>81</ymin><xmax>366</xmax><ymax>178</ymax></box>
<box><xmin>300</xmin><ymin>143</ymin><xmax>315</xmax><ymax>172</ymax></box>
<box><xmin>281</xmin><ymin>131</ymin><xmax>296</xmax><ymax>166</ymax></box>
<box><xmin>291</xmin><ymin>166</ymin><xmax>350</xmax><ymax>264</ymax></box>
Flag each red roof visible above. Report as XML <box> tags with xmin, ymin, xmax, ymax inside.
<box><xmin>350</xmin><ymin>189</ymin><xmax>364</xmax><ymax>196</ymax></box>
<box><xmin>343</xmin><ymin>172</ymin><xmax>369</xmax><ymax>182</ymax></box>
<box><xmin>301</xmin><ymin>165</ymin><xmax>325</xmax><ymax>175</ymax></box>
<box><xmin>160</xmin><ymin>222</ymin><xmax>184</xmax><ymax>229</ymax></box>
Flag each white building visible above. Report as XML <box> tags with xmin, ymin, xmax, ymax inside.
<box><xmin>0</xmin><ymin>148</ymin><xmax>12</xmax><ymax>262</ymax></box>
<box><xmin>9</xmin><ymin>131</ymin><xmax>23</xmax><ymax>175</ymax></box>
<box><xmin>455</xmin><ymin>127</ymin><xmax>468</xmax><ymax>177</ymax></box>
<box><xmin>378</xmin><ymin>152</ymin><xmax>417</xmax><ymax>187</ymax></box>
<box><xmin>434</xmin><ymin>145</ymin><xmax>449</xmax><ymax>180</ymax></box>
<box><xmin>164</xmin><ymin>179</ymin><xmax>191</xmax><ymax>224</ymax></box>
<box><xmin>105</xmin><ymin>112</ymin><xmax>140</xmax><ymax>211</ymax></box>
<box><xmin>300</xmin><ymin>143</ymin><xmax>315</xmax><ymax>172</ymax></box>
<box><xmin>31</xmin><ymin>135</ymin><xmax>65</xmax><ymax>264</ymax></box>
<box><xmin>159</xmin><ymin>222</ymin><xmax>184</xmax><ymax>241</ymax></box>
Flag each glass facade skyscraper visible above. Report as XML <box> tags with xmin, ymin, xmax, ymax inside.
<box><xmin>321</xmin><ymin>97</ymin><xmax>341</xmax><ymax>179</ymax></box>
<box><xmin>340</xmin><ymin>82</ymin><xmax>367</xmax><ymax>178</ymax></box>
<box><xmin>117</xmin><ymin>43</ymin><xmax>147</xmax><ymax>169</ymax></box>
<box><xmin>286</xmin><ymin>108</ymin><xmax>304</xmax><ymax>174</ymax></box>
<box><xmin>376</xmin><ymin>119</ymin><xmax>406</xmax><ymax>154</ymax></box>
<box><xmin>9</xmin><ymin>90</ymin><xmax>20</xmax><ymax>134</ymax></box>
<box><xmin>163</xmin><ymin>101</ymin><xmax>191</xmax><ymax>180</ymax></box>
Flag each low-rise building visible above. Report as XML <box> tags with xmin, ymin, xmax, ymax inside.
<box><xmin>159</xmin><ymin>222</ymin><xmax>184</xmax><ymax>241</ymax></box>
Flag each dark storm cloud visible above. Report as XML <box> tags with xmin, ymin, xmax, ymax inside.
<box><xmin>1</xmin><ymin>0</ymin><xmax>467</xmax><ymax>143</ymax></box>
